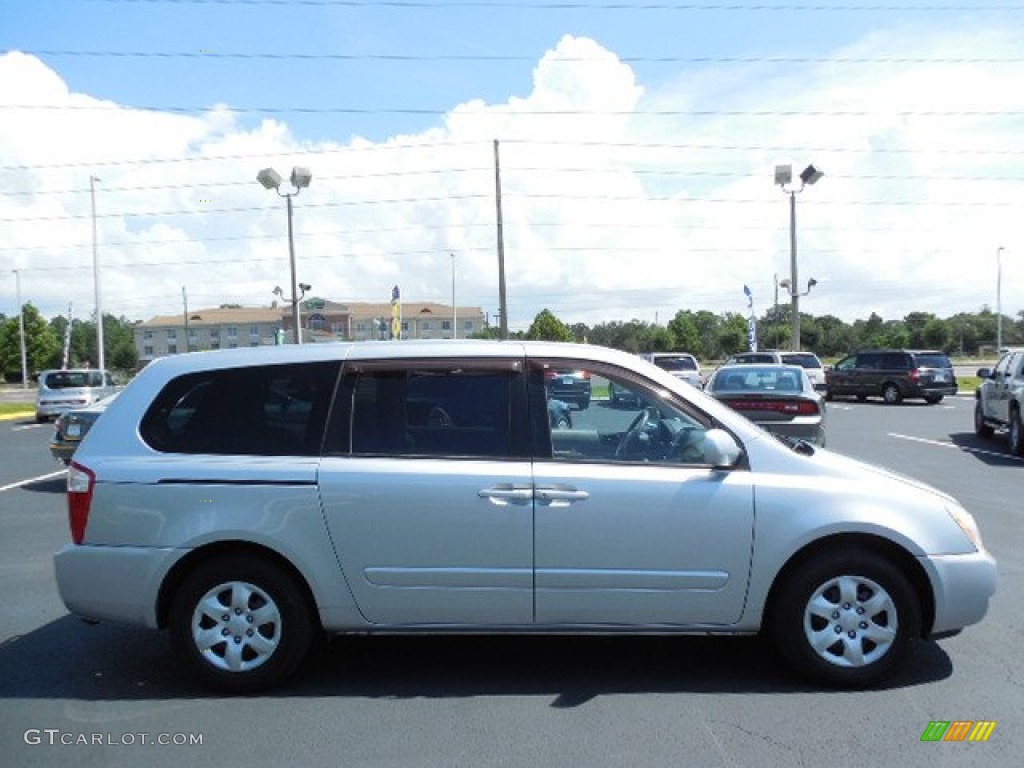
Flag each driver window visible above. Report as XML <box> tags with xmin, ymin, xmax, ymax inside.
<box><xmin>541</xmin><ymin>364</ymin><xmax>710</xmax><ymax>465</ymax></box>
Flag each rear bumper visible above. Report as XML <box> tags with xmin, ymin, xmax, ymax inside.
<box><xmin>924</xmin><ymin>549</ymin><xmax>998</xmax><ymax>636</ymax></box>
<box><xmin>54</xmin><ymin>543</ymin><xmax>184</xmax><ymax>629</ymax></box>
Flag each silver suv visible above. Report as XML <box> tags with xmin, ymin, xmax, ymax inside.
<box><xmin>975</xmin><ymin>348</ymin><xmax>1024</xmax><ymax>454</ymax></box>
<box><xmin>55</xmin><ymin>341</ymin><xmax>995</xmax><ymax>692</ymax></box>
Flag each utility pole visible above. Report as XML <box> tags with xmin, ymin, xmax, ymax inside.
<box><xmin>494</xmin><ymin>140</ymin><xmax>508</xmax><ymax>341</ymax></box>
<box><xmin>90</xmin><ymin>175</ymin><xmax>105</xmax><ymax>370</ymax></box>
<box><xmin>14</xmin><ymin>269</ymin><xmax>28</xmax><ymax>389</ymax></box>
<box><xmin>182</xmin><ymin>286</ymin><xmax>189</xmax><ymax>353</ymax></box>
<box><xmin>451</xmin><ymin>252</ymin><xmax>457</xmax><ymax>339</ymax></box>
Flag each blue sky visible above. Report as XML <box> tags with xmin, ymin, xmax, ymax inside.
<box><xmin>2</xmin><ymin>1</ymin><xmax>1022</xmax><ymax>331</ymax></box>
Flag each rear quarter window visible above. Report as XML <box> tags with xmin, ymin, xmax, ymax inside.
<box><xmin>140</xmin><ymin>362</ymin><xmax>340</xmax><ymax>456</ymax></box>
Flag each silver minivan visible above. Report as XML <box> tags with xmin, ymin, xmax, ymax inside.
<box><xmin>54</xmin><ymin>341</ymin><xmax>996</xmax><ymax>692</ymax></box>
<box><xmin>35</xmin><ymin>368</ymin><xmax>116</xmax><ymax>422</ymax></box>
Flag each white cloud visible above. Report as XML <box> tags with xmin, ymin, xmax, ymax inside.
<box><xmin>1</xmin><ymin>27</ymin><xmax>1022</xmax><ymax>333</ymax></box>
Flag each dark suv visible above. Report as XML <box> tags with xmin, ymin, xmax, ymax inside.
<box><xmin>543</xmin><ymin>367</ymin><xmax>591</xmax><ymax>410</ymax></box>
<box><xmin>825</xmin><ymin>349</ymin><xmax>957</xmax><ymax>404</ymax></box>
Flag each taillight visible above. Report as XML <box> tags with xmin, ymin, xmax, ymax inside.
<box><xmin>729</xmin><ymin>399</ymin><xmax>820</xmax><ymax>415</ymax></box>
<box><xmin>910</xmin><ymin>368</ymin><xmax>921</xmax><ymax>382</ymax></box>
<box><xmin>67</xmin><ymin>461</ymin><xmax>95</xmax><ymax>545</ymax></box>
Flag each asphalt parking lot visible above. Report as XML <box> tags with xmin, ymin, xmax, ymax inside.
<box><xmin>0</xmin><ymin>394</ymin><xmax>1021</xmax><ymax>767</ymax></box>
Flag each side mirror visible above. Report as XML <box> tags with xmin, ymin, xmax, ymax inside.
<box><xmin>703</xmin><ymin>428</ymin><xmax>742</xmax><ymax>468</ymax></box>
<box><xmin>976</xmin><ymin>368</ymin><xmax>992</xmax><ymax>379</ymax></box>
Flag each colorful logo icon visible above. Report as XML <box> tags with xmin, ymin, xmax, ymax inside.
<box><xmin>920</xmin><ymin>721</ymin><xmax>996</xmax><ymax>742</ymax></box>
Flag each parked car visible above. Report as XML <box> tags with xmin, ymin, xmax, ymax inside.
<box><xmin>640</xmin><ymin>352</ymin><xmax>703</xmax><ymax>388</ymax></box>
<box><xmin>723</xmin><ymin>351</ymin><xmax>783</xmax><ymax>365</ymax></box>
<box><xmin>55</xmin><ymin>340</ymin><xmax>995</xmax><ymax>693</ymax></box>
<box><xmin>547</xmin><ymin>398</ymin><xmax>573</xmax><ymax>430</ymax></box>
<box><xmin>49</xmin><ymin>393</ymin><xmax>119</xmax><ymax>465</ymax></box>
<box><xmin>974</xmin><ymin>348</ymin><xmax>1024</xmax><ymax>454</ymax></box>
<box><xmin>780</xmin><ymin>352</ymin><xmax>827</xmax><ymax>392</ymax></box>
<box><xmin>543</xmin><ymin>367</ymin><xmax>591</xmax><ymax>410</ymax></box>
<box><xmin>36</xmin><ymin>368</ymin><xmax>117</xmax><ymax>422</ymax></box>
<box><xmin>825</xmin><ymin>349</ymin><xmax>957</xmax><ymax>404</ymax></box>
<box><xmin>706</xmin><ymin>364</ymin><xmax>826</xmax><ymax>447</ymax></box>
<box><xmin>607</xmin><ymin>379</ymin><xmax>643</xmax><ymax>407</ymax></box>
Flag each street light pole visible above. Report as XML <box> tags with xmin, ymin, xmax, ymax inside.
<box><xmin>774</xmin><ymin>164</ymin><xmax>823</xmax><ymax>351</ymax></box>
<box><xmin>997</xmin><ymin>246</ymin><xmax>1004</xmax><ymax>351</ymax></box>
<box><xmin>258</xmin><ymin>166</ymin><xmax>312</xmax><ymax>344</ymax></box>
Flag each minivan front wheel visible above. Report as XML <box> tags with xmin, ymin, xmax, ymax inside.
<box><xmin>169</xmin><ymin>556</ymin><xmax>314</xmax><ymax>693</ymax></box>
<box><xmin>772</xmin><ymin>550</ymin><xmax>920</xmax><ymax>687</ymax></box>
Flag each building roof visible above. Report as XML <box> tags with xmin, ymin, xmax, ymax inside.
<box><xmin>139</xmin><ymin>307</ymin><xmax>284</xmax><ymax>327</ymax></box>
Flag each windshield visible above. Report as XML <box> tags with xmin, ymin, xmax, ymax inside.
<box><xmin>916</xmin><ymin>354</ymin><xmax>952</xmax><ymax>369</ymax></box>
<box><xmin>42</xmin><ymin>370</ymin><xmax>105</xmax><ymax>389</ymax></box>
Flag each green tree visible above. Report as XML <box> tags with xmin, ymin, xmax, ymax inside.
<box><xmin>526</xmin><ymin>309</ymin><xmax>573</xmax><ymax>342</ymax></box>
<box><xmin>0</xmin><ymin>304</ymin><xmax>60</xmax><ymax>381</ymax></box>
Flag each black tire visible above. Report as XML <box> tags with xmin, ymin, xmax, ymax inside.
<box><xmin>881</xmin><ymin>383</ymin><xmax>903</xmax><ymax>405</ymax></box>
<box><xmin>824</xmin><ymin>389</ymin><xmax>834</xmax><ymax>402</ymax></box>
<box><xmin>169</xmin><ymin>555</ymin><xmax>314</xmax><ymax>693</ymax></box>
<box><xmin>924</xmin><ymin>394</ymin><xmax>943</xmax><ymax>404</ymax></box>
<box><xmin>577</xmin><ymin>396</ymin><xmax>590</xmax><ymax>411</ymax></box>
<box><xmin>1009</xmin><ymin>407</ymin><xmax>1024</xmax><ymax>456</ymax></box>
<box><xmin>974</xmin><ymin>400</ymin><xmax>994</xmax><ymax>438</ymax></box>
<box><xmin>855</xmin><ymin>394</ymin><xmax>867</xmax><ymax>402</ymax></box>
<box><xmin>772</xmin><ymin>549</ymin><xmax>920</xmax><ymax>688</ymax></box>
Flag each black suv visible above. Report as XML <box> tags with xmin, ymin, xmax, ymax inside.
<box><xmin>825</xmin><ymin>349</ymin><xmax>957</xmax><ymax>404</ymax></box>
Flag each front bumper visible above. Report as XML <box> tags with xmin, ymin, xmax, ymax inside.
<box><xmin>924</xmin><ymin>549</ymin><xmax>998</xmax><ymax>636</ymax></box>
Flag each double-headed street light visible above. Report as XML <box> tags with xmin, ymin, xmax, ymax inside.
<box><xmin>258</xmin><ymin>166</ymin><xmax>312</xmax><ymax>344</ymax></box>
<box><xmin>775</xmin><ymin>163</ymin><xmax>823</xmax><ymax>351</ymax></box>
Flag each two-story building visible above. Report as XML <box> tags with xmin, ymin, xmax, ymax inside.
<box><xmin>135</xmin><ymin>301</ymin><xmax>486</xmax><ymax>367</ymax></box>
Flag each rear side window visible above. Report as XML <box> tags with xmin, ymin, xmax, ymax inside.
<box><xmin>140</xmin><ymin>362</ymin><xmax>340</xmax><ymax>456</ymax></box>
<box><xmin>328</xmin><ymin>367</ymin><xmax>518</xmax><ymax>458</ymax></box>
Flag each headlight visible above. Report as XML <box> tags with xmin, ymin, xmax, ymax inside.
<box><xmin>947</xmin><ymin>504</ymin><xmax>984</xmax><ymax>551</ymax></box>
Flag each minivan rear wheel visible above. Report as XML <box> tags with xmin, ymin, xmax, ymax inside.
<box><xmin>772</xmin><ymin>550</ymin><xmax>920</xmax><ymax>687</ymax></box>
<box><xmin>881</xmin><ymin>383</ymin><xmax>903</xmax><ymax>405</ymax></box>
<box><xmin>169</xmin><ymin>556</ymin><xmax>314</xmax><ymax>693</ymax></box>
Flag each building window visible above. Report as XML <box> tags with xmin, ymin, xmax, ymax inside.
<box><xmin>422</xmin><ymin>321</ymin><xmax>431</xmax><ymax>331</ymax></box>
<box><xmin>356</xmin><ymin>322</ymin><xmax>367</xmax><ymax>332</ymax></box>
<box><xmin>401</xmin><ymin>321</ymin><xmax>409</xmax><ymax>331</ymax></box>
<box><xmin>144</xmin><ymin>330</ymin><xmax>153</xmax><ymax>341</ymax></box>
<box><xmin>441</xmin><ymin>320</ymin><xmax>451</xmax><ymax>331</ymax></box>
<box><xmin>210</xmin><ymin>329</ymin><xmax>220</xmax><ymax>340</ymax></box>
<box><xmin>227</xmin><ymin>326</ymin><xmax>238</xmax><ymax>341</ymax></box>
<box><xmin>166</xmin><ymin>329</ymin><xmax>177</xmax><ymax>340</ymax></box>
<box><xmin>168</xmin><ymin>343</ymin><xmax>178</xmax><ymax>355</ymax></box>
<box><xmin>143</xmin><ymin>345</ymin><xmax>154</xmax><ymax>357</ymax></box>
<box><xmin>464</xmin><ymin>320</ymin><xmax>474</xmax><ymax>331</ymax></box>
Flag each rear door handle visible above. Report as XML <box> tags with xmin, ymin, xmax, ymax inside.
<box><xmin>535</xmin><ymin>486</ymin><xmax>589</xmax><ymax>506</ymax></box>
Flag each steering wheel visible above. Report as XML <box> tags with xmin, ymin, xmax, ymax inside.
<box><xmin>615</xmin><ymin>408</ymin><xmax>654</xmax><ymax>459</ymax></box>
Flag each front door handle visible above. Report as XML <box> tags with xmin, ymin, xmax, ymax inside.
<box><xmin>478</xmin><ymin>485</ymin><xmax>533</xmax><ymax>506</ymax></box>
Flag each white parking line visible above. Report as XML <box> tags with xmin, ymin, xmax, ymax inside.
<box><xmin>888</xmin><ymin>433</ymin><xmax>1023</xmax><ymax>461</ymax></box>
<box><xmin>0</xmin><ymin>469</ymin><xmax>66</xmax><ymax>494</ymax></box>
<box><xmin>11</xmin><ymin>423</ymin><xmax>49</xmax><ymax>432</ymax></box>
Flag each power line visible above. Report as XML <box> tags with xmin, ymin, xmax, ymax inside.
<box><xmin>76</xmin><ymin>1</ymin><xmax>1024</xmax><ymax>11</ymax></box>
<box><xmin>20</xmin><ymin>49</ymin><xmax>1024</xmax><ymax>64</ymax></box>
<box><xmin>4</xmin><ymin>104</ymin><xmax>1021</xmax><ymax>117</ymax></box>
<box><xmin>4</xmin><ymin>138</ymin><xmax>1020</xmax><ymax>173</ymax></box>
